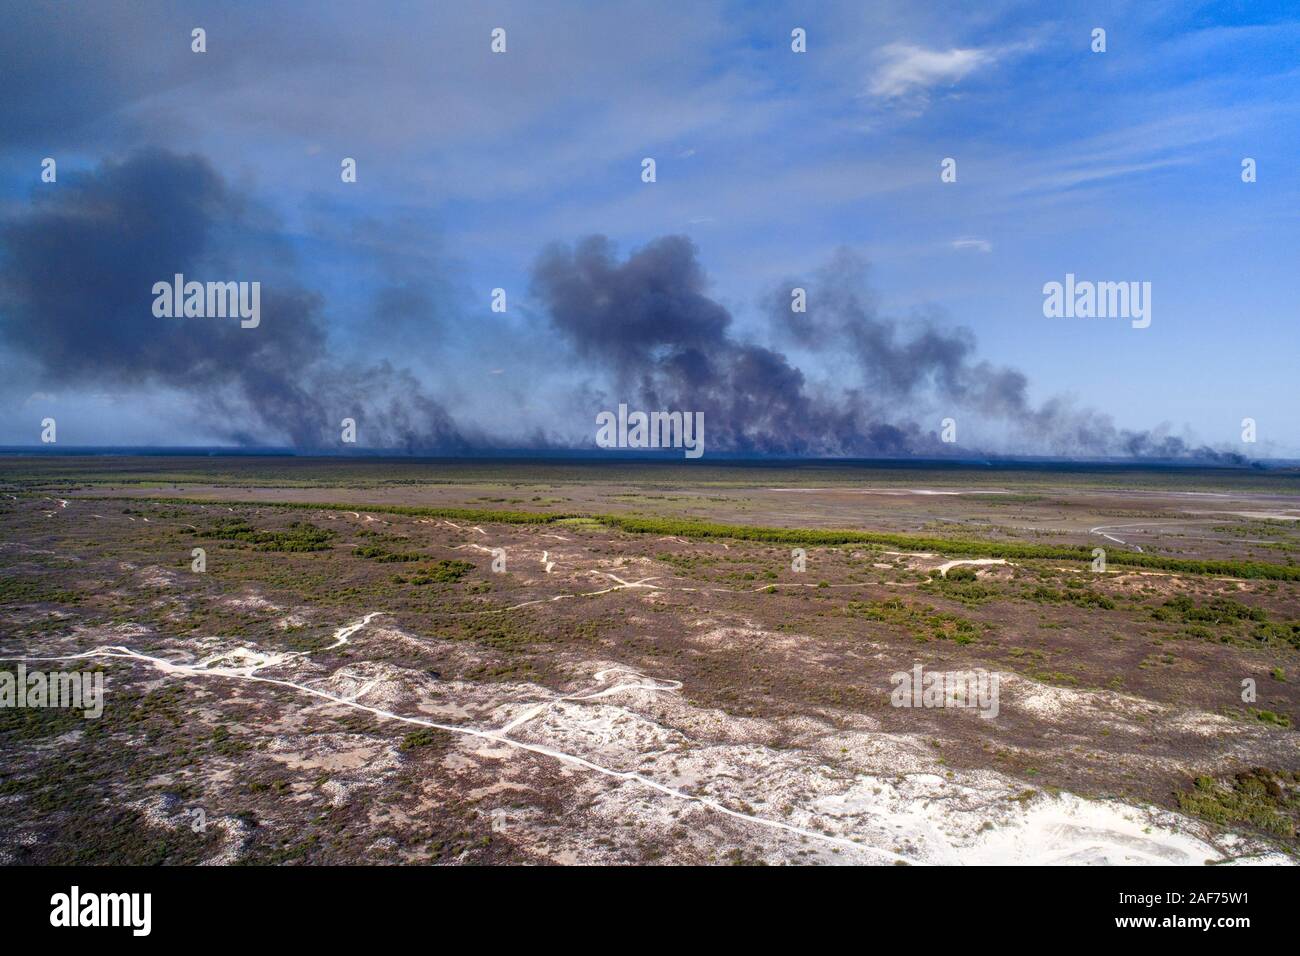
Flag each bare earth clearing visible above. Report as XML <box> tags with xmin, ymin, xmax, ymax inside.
<box><xmin>2</xmin><ymin>457</ymin><xmax>1298</xmax><ymax>865</ymax></box>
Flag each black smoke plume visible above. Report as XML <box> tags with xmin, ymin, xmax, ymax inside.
<box><xmin>0</xmin><ymin>149</ymin><xmax>467</xmax><ymax>451</ymax></box>
<box><xmin>533</xmin><ymin>236</ymin><xmax>1242</xmax><ymax>460</ymax></box>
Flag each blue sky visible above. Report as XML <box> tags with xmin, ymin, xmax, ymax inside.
<box><xmin>1</xmin><ymin>1</ymin><xmax>1297</xmax><ymax>456</ymax></box>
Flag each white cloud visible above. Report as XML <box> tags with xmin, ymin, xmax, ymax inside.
<box><xmin>951</xmin><ymin>237</ymin><xmax>992</xmax><ymax>253</ymax></box>
<box><xmin>867</xmin><ymin>43</ymin><xmax>996</xmax><ymax>100</ymax></box>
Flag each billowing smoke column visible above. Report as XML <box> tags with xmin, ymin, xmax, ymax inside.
<box><xmin>0</xmin><ymin>149</ymin><xmax>467</xmax><ymax>451</ymax></box>
<box><xmin>533</xmin><ymin>236</ymin><xmax>1242</xmax><ymax>461</ymax></box>
<box><xmin>531</xmin><ymin>234</ymin><xmax>933</xmax><ymax>456</ymax></box>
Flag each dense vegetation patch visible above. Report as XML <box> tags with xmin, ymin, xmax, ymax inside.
<box><xmin>1156</xmin><ymin>595</ymin><xmax>1266</xmax><ymax>625</ymax></box>
<box><xmin>1153</xmin><ymin>596</ymin><xmax>1299</xmax><ymax>650</ymax></box>
<box><xmin>1024</xmin><ymin>583</ymin><xmax>1116</xmax><ymax>610</ymax></box>
<box><xmin>0</xmin><ymin>577</ymin><xmax>82</xmax><ymax>605</ymax></box>
<box><xmin>354</xmin><ymin>545</ymin><xmax>424</xmax><ymax>563</ymax></box>
<box><xmin>845</xmin><ymin>598</ymin><xmax>985</xmax><ymax>644</ymax></box>
<box><xmin>197</xmin><ymin>518</ymin><xmax>334</xmax><ymax>552</ymax></box>
<box><xmin>399</xmin><ymin>728</ymin><xmax>452</xmax><ymax>752</ymax></box>
<box><xmin>396</xmin><ymin>559</ymin><xmax>476</xmax><ymax>584</ymax></box>
<box><xmin>1176</xmin><ymin>769</ymin><xmax>1300</xmax><ymax>843</ymax></box>
<box><xmin>922</xmin><ymin>566</ymin><xmax>1003</xmax><ymax>606</ymax></box>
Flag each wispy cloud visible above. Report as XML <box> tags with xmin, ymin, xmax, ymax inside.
<box><xmin>867</xmin><ymin>43</ymin><xmax>997</xmax><ymax>100</ymax></box>
<box><xmin>951</xmin><ymin>237</ymin><xmax>992</xmax><ymax>253</ymax></box>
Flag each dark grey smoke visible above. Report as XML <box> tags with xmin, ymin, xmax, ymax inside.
<box><xmin>0</xmin><ymin>153</ymin><xmax>1242</xmax><ymax>460</ymax></box>
<box><xmin>535</xmin><ymin>236</ymin><xmax>1241</xmax><ymax>460</ymax></box>
<box><xmin>532</xmin><ymin>235</ymin><xmax>932</xmax><ymax>456</ymax></box>
<box><xmin>0</xmin><ymin>149</ymin><xmax>467</xmax><ymax>451</ymax></box>
<box><xmin>772</xmin><ymin>248</ymin><xmax>1243</xmax><ymax>460</ymax></box>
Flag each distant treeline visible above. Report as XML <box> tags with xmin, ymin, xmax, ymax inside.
<box><xmin>83</xmin><ymin>494</ymin><xmax>1300</xmax><ymax>581</ymax></box>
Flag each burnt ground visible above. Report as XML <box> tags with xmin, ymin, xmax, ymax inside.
<box><xmin>1</xmin><ymin>458</ymin><xmax>1298</xmax><ymax>865</ymax></box>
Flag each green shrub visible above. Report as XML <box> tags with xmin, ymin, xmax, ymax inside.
<box><xmin>405</xmin><ymin>559</ymin><xmax>475</xmax><ymax>584</ymax></box>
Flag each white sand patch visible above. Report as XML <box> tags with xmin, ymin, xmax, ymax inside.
<box><xmin>999</xmin><ymin>673</ymin><xmax>1245</xmax><ymax>740</ymax></box>
<box><xmin>1195</xmin><ymin>510</ymin><xmax>1300</xmax><ymax>521</ymax></box>
<box><xmin>466</xmin><ymin>780</ymin><xmax>534</xmax><ymax>801</ymax></box>
<box><xmin>269</xmin><ymin>737</ymin><xmax>393</xmax><ymax>774</ymax></box>
<box><xmin>812</xmin><ymin>779</ymin><xmax>1223</xmax><ymax>865</ymax></box>
<box><xmin>691</xmin><ymin>624</ymin><xmax>808</xmax><ymax>654</ymax></box>
<box><xmin>769</xmin><ymin>488</ymin><xmax>1009</xmax><ymax>496</ymax></box>
<box><xmin>934</xmin><ymin>558</ymin><xmax>1007</xmax><ymax>577</ymax></box>
<box><xmin>313</xmin><ymin>661</ymin><xmax>413</xmax><ymax>711</ymax></box>
<box><xmin>441</xmin><ymin>752</ymin><xmax>479</xmax><ymax>772</ymax></box>
<box><xmin>320</xmin><ymin>780</ymin><xmax>353</xmax><ymax>807</ymax></box>
<box><xmin>222</xmin><ymin>592</ymin><xmax>281</xmax><ymax>612</ymax></box>
<box><xmin>129</xmin><ymin>793</ymin><xmax>252</xmax><ymax>865</ymax></box>
<box><xmin>138</xmin><ymin>566</ymin><xmax>182</xmax><ymax>588</ymax></box>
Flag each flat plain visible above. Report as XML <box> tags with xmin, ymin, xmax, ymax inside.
<box><xmin>2</xmin><ymin>456</ymin><xmax>1298</xmax><ymax>864</ymax></box>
